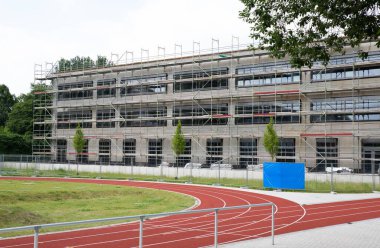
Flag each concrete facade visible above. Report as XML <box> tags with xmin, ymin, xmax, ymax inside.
<box><xmin>33</xmin><ymin>42</ymin><xmax>380</xmax><ymax>172</ymax></box>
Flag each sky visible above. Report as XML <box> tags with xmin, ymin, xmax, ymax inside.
<box><xmin>0</xmin><ymin>0</ymin><xmax>252</xmax><ymax>96</ymax></box>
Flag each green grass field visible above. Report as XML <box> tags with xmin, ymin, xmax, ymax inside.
<box><xmin>1</xmin><ymin>166</ymin><xmax>379</xmax><ymax>193</ymax></box>
<box><xmin>0</xmin><ymin>180</ymin><xmax>194</xmax><ymax>237</ymax></box>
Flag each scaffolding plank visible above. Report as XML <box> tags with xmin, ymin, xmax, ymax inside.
<box><xmin>300</xmin><ymin>132</ymin><xmax>353</xmax><ymax>137</ymax></box>
<box><xmin>254</xmin><ymin>89</ymin><xmax>300</xmax><ymax>95</ymax></box>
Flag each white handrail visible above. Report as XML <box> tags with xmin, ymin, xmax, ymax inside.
<box><xmin>0</xmin><ymin>203</ymin><xmax>275</xmax><ymax>248</ymax></box>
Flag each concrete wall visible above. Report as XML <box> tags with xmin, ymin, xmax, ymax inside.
<box><xmin>2</xmin><ymin>162</ymin><xmax>378</xmax><ymax>184</ymax></box>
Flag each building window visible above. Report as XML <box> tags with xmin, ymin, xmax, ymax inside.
<box><xmin>312</xmin><ymin>66</ymin><xmax>380</xmax><ymax>81</ymax></box>
<box><xmin>276</xmin><ymin>138</ymin><xmax>296</xmax><ymax>163</ymax></box>
<box><xmin>77</xmin><ymin>140</ymin><xmax>89</xmax><ymax>164</ymax></box>
<box><xmin>173</xmin><ymin>103</ymin><xmax>229</xmax><ymax>126</ymax></box>
<box><xmin>239</xmin><ymin>138</ymin><xmax>258</xmax><ymax>168</ymax></box>
<box><xmin>120</xmin><ymin>73</ymin><xmax>167</xmax><ymax>97</ymax></box>
<box><xmin>235</xmin><ymin>72</ymin><xmax>300</xmax><ymax>88</ymax></box>
<box><xmin>311</xmin><ymin>96</ymin><xmax>380</xmax><ymax>123</ymax></box>
<box><xmin>120</xmin><ymin>83</ymin><xmax>167</xmax><ymax>96</ymax></box>
<box><xmin>99</xmin><ymin>139</ymin><xmax>111</xmax><ymax>164</ymax></box>
<box><xmin>206</xmin><ymin>138</ymin><xmax>223</xmax><ymax>166</ymax></box>
<box><xmin>120</xmin><ymin>106</ymin><xmax>167</xmax><ymax>127</ymax></box>
<box><xmin>148</xmin><ymin>139</ymin><xmax>163</xmax><ymax>166</ymax></box>
<box><xmin>361</xmin><ymin>140</ymin><xmax>380</xmax><ymax>173</ymax></box>
<box><xmin>315</xmin><ymin>138</ymin><xmax>338</xmax><ymax>171</ymax></box>
<box><xmin>236</xmin><ymin>61</ymin><xmax>290</xmax><ymax>75</ymax></box>
<box><xmin>97</xmin><ymin>79</ymin><xmax>116</xmax><ymax>98</ymax></box>
<box><xmin>57</xmin><ymin>139</ymin><xmax>67</xmax><ymax>162</ymax></box>
<box><xmin>174</xmin><ymin>79</ymin><xmax>228</xmax><ymax>93</ymax></box>
<box><xmin>57</xmin><ymin>110</ymin><xmax>93</xmax><ymax>129</ymax></box>
<box><xmin>57</xmin><ymin>81</ymin><xmax>93</xmax><ymax>101</ymax></box>
<box><xmin>177</xmin><ymin>139</ymin><xmax>191</xmax><ymax>167</ymax></box>
<box><xmin>96</xmin><ymin>109</ymin><xmax>116</xmax><ymax>128</ymax></box>
<box><xmin>235</xmin><ymin>101</ymin><xmax>300</xmax><ymax>125</ymax></box>
<box><xmin>174</xmin><ymin>68</ymin><xmax>228</xmax><ymax>80</ymax></box>
<box><xmin>123</xmin><ymin>139</ymin><xmax>136</xmax><ymax>165</ymax></box>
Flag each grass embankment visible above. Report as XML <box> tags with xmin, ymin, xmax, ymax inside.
<box><xmin>1</xmin><ymin>167</ymin><xmax>379</xmax><ymax>193</ymax></box>
<box><xmin>0</xmin><ymin>180</ymin><xmax>194</xmax><ymax>237</ymax></box>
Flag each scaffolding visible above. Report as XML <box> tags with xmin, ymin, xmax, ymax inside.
<box><xmin>33</xmin><ymin>39</ymin><xmax>380</xmax><ymax>173</ymax></box>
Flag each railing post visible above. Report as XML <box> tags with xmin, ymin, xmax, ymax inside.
<box><xmin>214</xmin><ymin>209</ymin><xmax>218</xmax><ymax>248</ymax></box>
<box><xmin>271</xmin><ymin>204</ymin><xmax>275</xmax><ymax>245</ymax></box>
<box><xmin>34</xmin><ymin>226</ymin><xmax>40</xmax><ymax>248</ymax></box>
<box><xmin>139</xmin><ymin>216</ymin><xmax>144</xmax><ymax>248</ymax></box>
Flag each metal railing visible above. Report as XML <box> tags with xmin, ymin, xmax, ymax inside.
<box><xmin>0</xmin><ymin>203</ymin><xmax>275</xmax><ymax>248</ymax></box>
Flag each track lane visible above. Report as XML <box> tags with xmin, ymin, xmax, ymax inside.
<box><xmin>0</xmin><ymin>177</ymin><xmax>379</xmax><ymax>248</ymax></box>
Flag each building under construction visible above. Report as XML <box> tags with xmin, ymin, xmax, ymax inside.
<box><xmin>33</xmin><ymin>40</ymin><xmax>380</xmax><ymax>173</ymax></box>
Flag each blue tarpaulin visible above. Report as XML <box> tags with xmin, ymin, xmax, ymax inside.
<box><xmin>263</xmin><ymin>162</ymin><xmax>305</xmax><ymax>190</ymax></box>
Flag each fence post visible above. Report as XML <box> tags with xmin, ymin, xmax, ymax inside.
<box><xmin>0</xmin><ymin>154</ymin><xmax>3</xmax><ymax>175</ymax></box>
<box><xmin>218</xmin><ymin>161</ymin><xmax>221</xmax><ymax>185</ymax></box>
<box><xmin>246</xmin><ymin>166</ymin><xmax>249</xmax><ymax>187</ymax></box>
<box><xmin>139</xmin><ymin>216</ymin><xmax>144</xmax><ymax>248</ymax></box>
<box><xmin>214</xmin><ymin>209</ymin><xmax>218</xmax><ymax>248</ymax></box>
<box><xmin>372</xmin><ymin>162</ymin><xmax>375</xmax><ymax>192</ymax></box>
<box><xmin>34</xmin><ymin>226</ymin><xmax>40</xmax><ymax>248</ymax></box>
<box><xmin>271</xmin><ymin>204</ymin><xmax>275</xmax><ymax>245</ymax></box>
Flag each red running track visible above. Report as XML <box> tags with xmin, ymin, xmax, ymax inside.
<box><xmin>0</xmin><ymin>177</ymin><xmax>379</xmax><ymax>248</ymax></box>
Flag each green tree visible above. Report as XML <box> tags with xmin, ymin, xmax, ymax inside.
<box><xmin>240</xmin><ymin>0</ymin><xmax>380</xmax><ymax>67</ymax></box>
<box><xmin>263</xmin><ymin>117</ymin><xmax>279</xmax><ymax>161</ymax></box>
<box><xmin>0</xmin><ymin>84</ymin><xmax>16</xmax><ymax>126</ymax></box>
<box><xmin>6</xmin><ymin>83</ymin><xmax>50</xmax><ymax>137</ymax></box>
<box><xmin>6</xmin><ymin>93</ymin><xmax>33</xmax><ymax>136</ymax></box>
<box><xmin>96</xmin><ymin>55</ymin><xmax>109</xmax><ymax>67</ymax></box>
<box><xmin>73</xmin><ymin>124</ymin><xmax>85</xmax><ymax>174</ymax></box>
<box><xmin>73</xmin><ymin>124</ymin><xmax>85</xmax><ymax>160</ymax></box>
<box><xmin>172</xmin><ymin>121</ymin><xmax>186</xmax><ymax>172</ymax></box>
<box><xmin>0</xmin><ymin>131</ymin><xmax>32</xmax><ymax>154</ymax></box>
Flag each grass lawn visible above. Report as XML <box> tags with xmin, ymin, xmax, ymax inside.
<box><xmin>0</xmin><ymin>180</ymin><xmax>194</xmax><ymax>237</ymax></box>
<box><xmin>1</xmin><ymin>167</ymin><xmax>379</xmax><ymax>194</ymax></box>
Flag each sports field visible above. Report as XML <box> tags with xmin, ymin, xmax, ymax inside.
<box><xmin>1</xmin><ymin>177</ymin><xmax>379</xmax><ymax>248</ymax></box>
<box><xmin>0</xmin><ymin>179</ymin><xmax>194</xmax><ymax>236</ymax></box>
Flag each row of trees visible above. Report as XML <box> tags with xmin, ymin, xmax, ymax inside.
<box><xmin>0</xmin><ymin>84</ymin><xmax>36</xmax><ymax>154</ymax></box>
<box><xmin>0</xmin><ymin>83</ymin><xmax>51</xmax><ymax>154</ymax></box>
<box><xmin>56</xmin><ymin>55</ymin><xmax>111</xmax><ymax>72</ymax></box>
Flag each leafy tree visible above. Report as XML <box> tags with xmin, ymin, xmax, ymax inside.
<box><xmin>73</xmin><ymin>124</ymin><xmax>85</xmax><ymax>174</ymax></box>
<box><xmin>73</xmin><ymin>124</ymin><xmax>85</xmax><ymax>160</ymax></box>
<box><xmin>6</xmin><ymin>93</ymin><xmax>33</xmax><ymax>136</ymax></box>
<box><xmin>0</xmin><ymin>131</ymin><xmax>32</xmax><ymax>154</ymax></box>
<box><xmin>172</xmin><ymin>120</ymin><xmax>186</xmax><ymax>169</ymax></box>
<box><xmin>263</xmin><ymin>117</ymin><xmax>279</xmax><ymax>161</ymax></box>
<box><xmin>57</xmin><ymin>58</ymin><xmax>71</xmax><ymax>72</ymax></box>
<box><xmin>6</xmin><ymin>83</ymin><xmax>50</xmax><ymax>137</ymax></box>
<box><xmin>56</xmin><ymin>56</ymin><xmax>111</xmax><ymax>72</ymax></box>
<box><xmin>96</xmin><ymin>56</ymin><xmax>110</xmax><ymax>67</ymax></box>
<box><xmin>0</xmin><ymin>84</ymin><xmax>16</xmax><ymax>126</ymax></box>
<box><xmin>240</xmin><ymin>0</ymin><xmax>380</xmax><ymax>67</ymax></box>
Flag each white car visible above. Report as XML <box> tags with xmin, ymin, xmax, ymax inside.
<box><xmin>210</xmin><ymin>163</ymin><xmax>232</xmax><ymax>170</ymax></box>
<box><xmin>159</xmin><ymin>161</ymin><xmax>170</xmax><ymax>167</ymax></box>
<box><xmin>184</xmin><ymin>162</ymin><xmax>202</xmax><ymax>169</ymax></box>
<box><xmin>325</xmin><ymin>167</ymin><xmax>353</xmax><ymax>173</ymax></box>
<box><xmin>247</xmin><ymin>164</ymin><xmax>263</xmax><ymax>171</ymax></box>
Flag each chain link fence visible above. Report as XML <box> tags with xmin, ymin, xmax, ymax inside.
<box><xmin>0</xmin><ymin>154</ymin><xmax>379</xmax><ymax>193</ymax></box>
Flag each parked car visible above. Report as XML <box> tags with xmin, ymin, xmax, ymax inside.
<box><xmin>247</xmin><ymin>164</ymin><xmax>263</xmax><ymax>171</ymax></box>
<box><xmin>159</xmin><ymin>161</ymin><xmax>170</xmax><ymax>167</ymax></box>
<box><xmin>210</xmin><ymin>163</ymin><xmax>232</xmax><ymax>170</ymax></box>
<box><xmin>184</xmin><ymin>162</ymin><xmax>202</xmax><ymax>169</ymax></box>
<box><xmin>325</xmin><ymin>167</ymin><xmax>353</xmax><ymax>173</ymax></box>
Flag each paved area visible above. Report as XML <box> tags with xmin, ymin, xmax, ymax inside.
<box><xmin>245</xmin><ymin>189</ymin><xmax>380</xmax><ymax>205</ymax></box>
<box><xmin>220</xmin><ymin>218</ymin><xmax>380</xmax><ymax>248</ymax></box>
<box><xmin>219</xmin><ymin>189</ymin><xmax>380</xmax><ymax>248</ymax></box>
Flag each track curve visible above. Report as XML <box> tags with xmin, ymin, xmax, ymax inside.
<box><xmin>0</xmin><ymin>177</ymin><xmax>379</xmax><ymax>248</ymax></box>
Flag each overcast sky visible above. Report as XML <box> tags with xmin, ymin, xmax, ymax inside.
<box><xmin>0</xmin><ymin>0</ymin><xmax>251</xmax><ymax>96</ymax></box>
